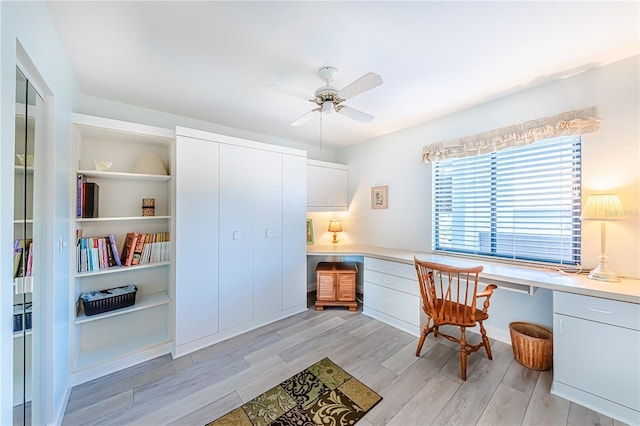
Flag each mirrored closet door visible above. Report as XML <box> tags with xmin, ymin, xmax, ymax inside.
<box><xmin>14</xmin><ymin>66</ymin><xmax>44</xmax><ymax>426</ymax></box>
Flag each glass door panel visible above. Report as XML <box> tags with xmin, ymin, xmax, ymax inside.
<box><xmin>14</xmin><ymin>66</ymin><xmax>43</xmax><ymax>426</ymax></box>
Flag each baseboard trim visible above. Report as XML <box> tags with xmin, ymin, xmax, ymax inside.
<box><xmin>485</xmin><ymin>324</ymin><xmax>512</xmax><ymax>345</ymax></box>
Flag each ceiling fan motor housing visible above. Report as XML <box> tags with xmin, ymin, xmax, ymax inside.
<box><xmin>315</xmin><ymin>66</ymin><xmax>342</xmax><ymax>112</ymax></box>
<box><xmin>318</xmin><ymin>66</ymin><xmax>338</xmax><ymax>83</ymax></box>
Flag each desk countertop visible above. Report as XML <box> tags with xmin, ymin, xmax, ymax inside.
<box><xmin>307</xmin><ymin>243</ymin><xmax>640</xmax><ymax>304</ymax></box>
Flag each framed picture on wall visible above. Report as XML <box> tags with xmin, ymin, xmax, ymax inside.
<box><xmin>371</xmin><ymin>186</ymin><xmax>388</xmax><ymax>209</ymax></box>
<box><xmin>306</xmin><ymin>219</ymin><xmax>314</xmax><ymax>245</ymax></box>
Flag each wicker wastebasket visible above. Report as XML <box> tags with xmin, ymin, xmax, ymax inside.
<box><xmin>509</xmin><ymin>322</ymin><xmax>553</xmax><ymax>371</ymax></box>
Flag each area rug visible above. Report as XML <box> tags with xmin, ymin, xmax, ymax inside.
<box><xmin>206</xmin><ymin>357</ymin><xmax>382</xmax><ymax>426</ymax></box>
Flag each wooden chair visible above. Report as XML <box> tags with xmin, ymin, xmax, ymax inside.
<box><xmin>414</xmin><ymin>257</ymin><xmax>497</xmax><ymax>380</ymax></box>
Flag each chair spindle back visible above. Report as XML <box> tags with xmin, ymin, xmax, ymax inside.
<box><xmin>415</xmin><ymin>259</ymin><xmax>484</xmax><ymax>326</ymax></box>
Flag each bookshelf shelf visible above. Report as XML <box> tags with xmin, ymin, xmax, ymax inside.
<box><xmin>13</xmin><ymin>219</ymin><xmax>33</xmax><ymax>225</ymax></box>
<box><xmin>75</xmin><ymin>216</ymin><xmax>170</xmax><ymax>223</ymax></box>
<box><xmin>14</xmin><ymin>165</ymin><xmax>34</xmax><ymax>174</ymax></box>
<box><xmin>76</xmin><ymin>169</ymin><xmax>171</xmax><ymax>182</ymax></box>
<box><xmin>74</xmin><ymin>292</ymin><xmax>170</xmax><ymax>325</ymax></box>
<box><xmin>70</xmin><ymin>113</ymin><xmax>174</xmax><ymax>381</ymax></box>
<box><xmin>75</xmin><ymin>329</ymin><xmax>171</xmax><ymax>373</ymax></box>
<box><xmin>74</xmin><ymin>261</ymin><xmax>170</xmax><ymax>278</ymax></box>
<box><xmin>14</xmin><ymin>276</ymin><xmax>34</xmax><ymax>294</ymax></box>
<box><xmin>14</xmin><ymin>330</ymin><xmax>33</xmax><ymax>339</ymax></box>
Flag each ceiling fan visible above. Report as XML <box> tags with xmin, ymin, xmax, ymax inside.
<box><xmin>273</xmin><ymin>66</ymin><xmax>383</xmax><ymax>127</ymax></box>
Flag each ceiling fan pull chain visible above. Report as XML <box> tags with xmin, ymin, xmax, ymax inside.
<box><xmin>320</xmin><ymin>112</ymin><xmax>323</xmax><ymax>151</ymax></box>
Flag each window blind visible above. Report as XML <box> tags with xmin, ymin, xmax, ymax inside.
<box><xmin>433</xmin><ymin>136</ymin><xmax>582</xmax><ymax>265</ymax></box>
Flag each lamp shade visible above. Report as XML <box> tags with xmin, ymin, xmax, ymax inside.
<box><xmin>328</xmin><ymin>220</ymin><xmax>343</xmax><ymax>233</ymax></box>
<box><xmin>582</xmin><ymin>194</ymin><xmax>625</xmax><ymax>220</ymax></box>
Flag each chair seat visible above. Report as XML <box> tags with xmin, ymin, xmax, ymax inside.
<box><xmin>431</xmin><ymin>299</ymin><xmax>489</xmax><ymax>327</ymax></box>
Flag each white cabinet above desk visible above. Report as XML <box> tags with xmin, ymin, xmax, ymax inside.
<box><xmin>307</xmin><ymin>160</ymin><xmax>348</xmax><ymax>211</ymax></box>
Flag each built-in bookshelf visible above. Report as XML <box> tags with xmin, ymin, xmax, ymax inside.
<box><xmin>70</xmin><ymin>113</ymin><xmax>175</xmax><ymax>384</ymax></box>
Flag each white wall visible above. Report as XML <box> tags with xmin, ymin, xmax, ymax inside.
<box><xmin>337</xmin><ymin>56</ymin><xmax>639</xmax><ymax>333</ymax></box>
<box><xmin>340</xmin><ymin>56</ymin><xmax>639</xmax><ymax>277</ymax></box>
<box><xmin>76</xmin><ymin>95</ymin><xmax>339</xmax><ymax>163</ymax></box>
<box><xmin>1</xmin><ymin>1</ymin><xmax>78</xmax><ymax>424</ymax></box>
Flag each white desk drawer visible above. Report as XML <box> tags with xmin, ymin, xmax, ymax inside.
<box><xmin>365</xmin><ymin>257</ymin><xmax>416</xmax><ymax>280</ymax></box>
<box><xmin>364</xmin><ymin>281</ymin><xmax>420</xmax><ymax>327</ymax></box>
<box><xmin>364</xmin><ymin>269</ymin><xmax>419</xmax><ymax>296</ymax></box>
<box><xmin>554</xmin><ymin>292</ymin><xmax>640</xmax><ymax>330</ymax></box>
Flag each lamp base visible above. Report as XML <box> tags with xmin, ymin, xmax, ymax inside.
<box><xmin>332</xmin><ymin>233</ymin><xmax>338</xmax><ymax>244</ymax></box>
<box><xmin>587</xmin><ymin>255</ymin><xmax>620</xmax><ymax>282</ymax></box>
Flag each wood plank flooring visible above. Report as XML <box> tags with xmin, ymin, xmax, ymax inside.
<box><xmin>61</xmin><ymin>304</ymin><xmax>626</xmax><ymax>426</ymax></box>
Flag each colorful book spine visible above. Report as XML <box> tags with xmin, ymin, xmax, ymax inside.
<box><xmin>108</xmin><ymin>234</ymin><xmax>122</xmax><ymax>267</ymax></box>
<box><xmin>13</xmin><ymin>239</ymin><xmax>23</xmax><ymax>278</ymax></box>
<box><xmin>76</xmin><ymin>174</ymin><xmax>84</xmax><ymax>218</ymax></box>
<box><xmin>130</xmin><ymin>233</ymin><xmax>147</xmax><ymax>265</ymax></box>
<box><xmin>121</xmin><ymin>232</ymin><xmax>138</xmax><ymax>266</ymax></box>
<box><xmin>25</xmin><ymin>242</ymin><xmax>33</xmax><ymax>277</ymax></box>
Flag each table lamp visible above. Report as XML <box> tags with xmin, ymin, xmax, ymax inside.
<box><xmin>582</xmin><ymin>194</ymin><xmax>625</xmax><ymax>282</ymax></box>
<box><xmin>328</xmin><ymin>219</ymin><xmax>343</xmax><ymax>244</ymax></box>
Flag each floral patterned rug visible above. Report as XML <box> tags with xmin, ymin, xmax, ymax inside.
<box><xmin>207</xmin><ymin>357</ymin><xmax>382</xmax><ymax>425</ymax></box>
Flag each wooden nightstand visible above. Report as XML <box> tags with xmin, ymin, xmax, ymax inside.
<box><xmin>315</xmin><ymin>262</ymin><xmax>358</xmax><ymax>311</ymax></box>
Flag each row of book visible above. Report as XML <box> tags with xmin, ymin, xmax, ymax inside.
<box><xmin>120</xmin><ymin>232</ymin><xmax>171</xmax><ymax>267</ymax></box>
<box><xmin>77</xmin><ymin>234</ymin><xmax>120</xmax><ymax>273</ymax></box>
<box><xmin>76</xmin><ymin>175</ymin><xmax>99</xmax><ymax>218</ymax></box>
<box><xmin>13</xmin><ymin>238</ymin><xmax>33</xmax><ymax>278</ymax></box>
<box><xmin>76</xmin><ymin>232</ymin><xmax>170</xmax><ymax>273</ymax></box>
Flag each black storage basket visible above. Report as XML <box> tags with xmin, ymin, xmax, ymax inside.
<box><xmin>80</xmin><ymin>284</ymin><xmax>137</xmax><ymax>316</ymax></box>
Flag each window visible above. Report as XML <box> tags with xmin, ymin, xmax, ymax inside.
<box><xmin>433</xmin><ymin>136</ymin><xmax>582</xmax><ymax>265</ymax></box>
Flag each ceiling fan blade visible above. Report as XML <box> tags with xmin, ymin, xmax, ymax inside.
<box><xmin>336</xmin><ymin>105</ymin><xmax>375</xmax><ymax>123</ymax></box>
<box><xmin>269</xmin><ymin>84</ymin><xmax>313</xmax><ymax>101</ymax></box>
<box><xmin>337</xmin><ymin>72</ymin><xmax>383</xmax><ymax>100</ymax></box>
<box><xmin>290</xmin><ymin>108</ymin><xmax>319</xmax><ymax>126</ymax></box>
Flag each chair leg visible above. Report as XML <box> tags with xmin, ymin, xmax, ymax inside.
<box><xmin>415</xmin><ymin>319</ymin><xmax>432</xmax><ymax>356</ymax></box>
<box><xmin>459</xmin><ymin>326</ymin><xmax>467</xmax><ymax>381</ymax></box>
<box><xmin>479</xmin><ymin>321</ymin><xmax>493</xmax><ymax>360</ymax></box>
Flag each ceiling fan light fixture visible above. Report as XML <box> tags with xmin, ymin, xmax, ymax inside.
<box><xmin>322</xmin><ymin>100</ymin><xmax>334</xmax><ymax>114</ymax></box>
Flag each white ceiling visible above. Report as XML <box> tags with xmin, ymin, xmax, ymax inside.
<box><xmin>46</xmin><ymin>1</ymin><xmax>639</xmax><ymax>148</ymax></box>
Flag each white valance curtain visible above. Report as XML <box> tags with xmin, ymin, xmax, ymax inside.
<box><xmin>421</xmin><ymin>107</ymin><xmax>601</xmax><ymax>164</ymax></box>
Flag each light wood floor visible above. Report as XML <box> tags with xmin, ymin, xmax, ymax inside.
<box><xmin>62</xmin><ymin>304</ymin><xmax>625</xmax><ymax>426</ymax></box>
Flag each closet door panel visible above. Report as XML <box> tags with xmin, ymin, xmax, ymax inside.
<box><xmin>175</xmin><ymin>136</ymin><xmax>219</xmax><ymax>347</ymax></box>
<box><xmin>219</xmin><ymin>144</ymin><xmax>254</xmax><ymax>331</ymax></box>
<box><xmin>282</xmin><ymin>154</ymin><xmax>307</xmax><ymax>310</ymax></box>
<box><xmin>253</xmin><ymin>150</ymin><xmax>283</xmax><ymax>319</ymax></box>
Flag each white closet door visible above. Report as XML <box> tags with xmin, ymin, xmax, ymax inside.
<box><xmin>282</xmin><ymin>154</ymin><xmax>307</xmax><ymax>310</ymax></box>
<box><xmin>219</xmin><ymin>143</ymin><xmax>254</xmax><ymax>331</ymax></box>
<box><xmin>253</xmin><ymin>150</ymin><xmax>283</xmax><ymax>319</ymax></box>
<box><xmin>174</xmin><ymin>135</ymin><xmax>219</xmax><ymax>347</ymax></box>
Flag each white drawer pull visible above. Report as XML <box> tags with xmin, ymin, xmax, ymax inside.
<box><xmin>383</xmin><ymin>279</ymin><xmax>393</xmax><ymax>284</ymax></box>
<box><xmin>384</xmin><ymin>299</ymin><xmax>394</xmax><ymax>304</ymax></box>
<box><xmin>587</xmin><ymin>306</ymin><xmax>613</xmax><ymax>314</ymax></box>
<box><xmin>383</xmin><ymin>266</ymin><xmax>394</xmax><ymax>270</ymax></box>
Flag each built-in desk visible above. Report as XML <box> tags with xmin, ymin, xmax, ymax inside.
<box><xmin>307</xmin><ymin>243</ymin><xmax>640</xmax><ymax>425</ymax></box>
<box><xmin>307</xmin><ymin>243</ymin><xmax>640</xmax><ymax>303</ymax></box>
